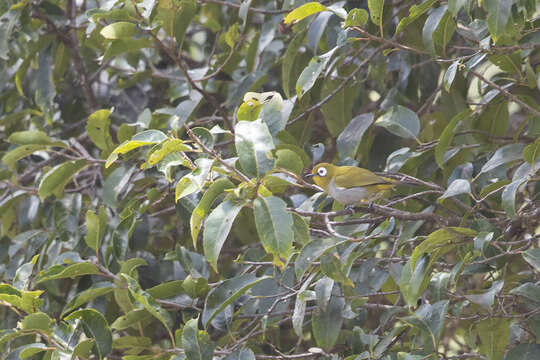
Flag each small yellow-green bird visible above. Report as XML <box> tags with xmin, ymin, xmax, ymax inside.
<box><xmin>307</xmin><ymin>163</ymin><xmax>395</xmax><ymax>205</ymax></box>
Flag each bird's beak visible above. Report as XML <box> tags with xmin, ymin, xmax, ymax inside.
<box><xmin>305</xmin><ymin>173</ymin><xmax>315</xmax><ymax>178</ymax></box>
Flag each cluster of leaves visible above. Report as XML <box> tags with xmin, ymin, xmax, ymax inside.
<box><xmin>1</xmin><ymin>0</ymin><xmax>539</xmax><ymax>359</ymax></box>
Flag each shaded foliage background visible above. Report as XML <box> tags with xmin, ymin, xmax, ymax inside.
<box><xmin>1</xmin><ymin>0</ymin><xmax>540</xmax><ymax>359</ymax></box>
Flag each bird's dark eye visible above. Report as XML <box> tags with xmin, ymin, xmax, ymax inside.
<box><xmin>317</xmin><ymin>167</ymin><xmax>327</xmax><ymax>177</ymax></box>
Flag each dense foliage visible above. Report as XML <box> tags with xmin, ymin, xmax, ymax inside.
<box><xmin>1</xmin><ymin>0</ymin><xmax>540</xmax><ymax>359</ymax></box>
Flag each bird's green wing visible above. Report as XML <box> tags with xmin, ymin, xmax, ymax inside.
<box><xmin>333</xmin><ymin>166</ymin><xmax>391</xmax><ymax>188</ymax></box>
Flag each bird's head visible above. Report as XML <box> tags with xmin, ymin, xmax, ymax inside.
<box><xmin>307</xmin><ymin>163</ymin><xmax>336</xmax><ymax>191</ymax></box>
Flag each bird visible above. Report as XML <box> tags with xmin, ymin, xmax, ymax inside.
<box><xmin>306</xmin><ymin>163</ymin><xmax>396</xmax><ymax>205</ymax></box>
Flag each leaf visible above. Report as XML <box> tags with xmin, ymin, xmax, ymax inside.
<box><xmin>64</xmin><ymin>309</ymin><xmax>113</xmax><ymax>358</ymax></box>
<box><xmin>35</xmin><ymin>262</ymin><xmax>100</xmax><ymax>283</ymax></box>
<box><xmin>344</xmin><ymin>8</ymin><xmax>369</xmax><ymax>27</ymax></box>
<box><xmin>62</xmin><ymin>284</ymin><xmax>114</xmax><ymax>317</ymax></box>
<box><xmin>109</xmin><ymin>130</ymin><xmax>167</xmax><ymax>157</ymax></box>
<box><xmin>201</xmin><ymin>273</ymin><xmax>271</xmax><ymax>328</ymax></box>
<box><xmin>522</xmin><ymin>248</ymin><xmax>540</xmax><ymax>272</ymax></box>
<box><xmin>375</xmin><ymin>105</ymin><xmax>420</xmax><ymax>140</ymax></box>
<box><xmin>103</xmin><ymin>38</ymin><xmax>153</xmax><ymax>60</ymax></box>
<box><xmin>100</xmin><ymin>21</ymin><xmax>138</xmax><ymax>39</ymax></box>
<box><xmin>283</xmin><ymin>2</ymin><xmax>328</xmax><ymax>24</ymax></box>
<box><xmin>444</xmin><ymin>61</ymin><xmax>459</xmax><ymax>92</ymax></box>
<box><xmin>85</xmin><ymin>206</ymin><xmax>107</xmax><ymax>252</ymax></box>
<box><xmin>203</xmin><ymin>200</ymin><xmax>245</xmax><ymax>272</ymax></box>
<box><xmin>465</xmin><ymin>280</ymin><xmax>504</xmax><ymax>310</ymax></box>
<box><xmin>399</xmin><ymin>254</ymin><xmax>430</xmax><ymax>306</ymax></box>
<box><xmin>295</xmin><ymin>47</ymin><xmax>337</xmax><ymax>98</ymax></box>
<box><xmin>435</xmin><ymin>109</ymin><xmax>471</xmax><ymax>168</ymax></box>
<box><xmin>401</xmin><ymin>301</ymin><xmax>449</xmax><ymax>351</ymax></box>
<box><xmin>411</xmin><ymin>227</ymin><xmax>476</xmax><ymax>268</ymax></box>
<box><xmin>480</xmin><ymin>144</ymin><xmax>526</xmax><ymax>175</ymax></box>
<box><xmin>523</xmin><ymin>137</ymin><xmax>540</xmax><ymax>165</ymax></box>
<box><xmin>235</xmin><ymin>119</ymin><xmax>275</xmax><ymax>178</ymax></box>
<box><xmin>509</xmin><ymin>283</ymin><xmax>540</xmax><ymax>303</ymax></box>
<box><xmin>423</xmin><ymin>5</ymin><xmax>455</xmax><ymax>56</ymax></box>
<box><xmin>484</xmin><ymin>0</ymin><xmax>512</xmax><ymax>42</ymax></box>
<box><xmin>223</xmin><ymin>348</ymin><xmax>256</xmax><ymax>360</ymax></box>
<box><xmin>477</xmin><ymin>101</ymin><xmax>509</xmax><ymax>138</ymax></box>
<box><xmin>144</xmin><ymin>139</ymin><xmax>192</xmax><ymax>168</ymax></box>
<box><xmin>476</xmin><ymin>318</ymin><xmax>510</xmax><ymax>360</ymax></box>
<box><xmin>174</xmin><ymin>0</ymin><xmax>197</xmax><ymax>46</ymax></box>
<box><xmin>336</xmin><ymin>113</ymin><xmax>374</xmax><ymax>160</ymax></box>
<box><xmin>282</xmin><ymin>29</ymin><xmax>307</xmax><ymax>98</ymax></box>
<box><xmin>2</xmin><ymin>144</ymin><xmax>48</xmax><ymax>169</ymax></box>
<box><xmin>38</xmin><ymin>160</ymin><xmax>89</xmax><ymax>200</ymax></box>
<box><xmin>35</xmin><ymin>48</ymin><xmax>56</xmax><ymax>122</ymax></box>
<box><xmin>295</xmin><ymin>238</ymin><xmax>340</xmax><ymax>280</ymax></box>
<box><xmin>501</xmin><ymin>178</ymin><xmax>528</xmax><ymax>216</ymax></box>
<box><xmin>438</xmin><ymin>179</ymin><xmax>470</xmax><ymax>200</ymax></box>
<box><xmin>320</xmin><ymin>253</ymin><xmax>354</xmax><ymax>288</ymax></box>
<box><xmin>320</xmin><ymin>75</ymin><xmax>360</xmax><ymax>137</ymax></box>
<box><xmin>504</xmin><ymin>344</ymin><xmax>540</xmax><ymax>360</ymax></box>
<box><xmin>21</xmin><ymin>312</ymin><xmax>53</xmax><ymax>334</ymax></box>
<box><xmin>7</xmin><ymin>130</ymin><xmax>65</xmax><ymax>147</ymax></box>
<box><xmin>191</xmin><ymin>178</ymin><xmax>235</xmax><ymax>247</ymax></box>
<box><xmin>368</xmin><ymin>0</ymin><xmax>384</xmax><ymax>35</ymax></box>
<box><xmin>253</xmin><ymin>196</ymin><xmax>294</xmax><ymax>266</ymax></box>
<box><xmin>395</xmin><ymin>0</ymin><xmax>438</xmax><ymax>34</ymax></box>
<box><xmin>122</xmin><ymin>274</ymin><xmax>174</xmax><ymax>334</ymax></box>
<box><xmin>312</xmin><ymin>295</ymin><xmax>345</xmax><ymax>351</ymax></box>
<box><xmin>86</xmin><ymin>109</ymin><xmax>115</xmax><ymax>153</ymax></box>
<box><xmin>183</xmin><ymin>318</ymin><xmax>214</xmax><ymax>360</ymax></box>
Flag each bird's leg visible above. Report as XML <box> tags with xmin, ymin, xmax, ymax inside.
<box><xmin>344</xmin><ymin>205</ymin><xmax>355</xmax><ymax>215</ymax></box>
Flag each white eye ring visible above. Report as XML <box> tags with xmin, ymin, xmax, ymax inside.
<box><xmin>317</xmin><ymin>167</ymin><xmax>327</xmax><ymax>177</ymax></box>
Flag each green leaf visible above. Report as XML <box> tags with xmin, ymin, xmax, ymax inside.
<box><xmin>203</xmin><ymin>200</ymin><xmax>245</xmax><ymax>272</ymax></box>
<box><xmin>477</xmin><ymin>101</ymin><xmax>509</xmax><ymax>138</ymax></box>
<box><xmin>480</xmin><ymin>144</ymin><xmax>526</xmax><ymax>175</ymax></box>
<box><xmin>201</xmin><ymin>273</ymin><xmax>271</xmax><ymax>328</ymax></box>
<box><xmin>336</xmin><ymin>113</ymin><xmax>374</xmax><ymax>160</ymax></box>
<box><xmin>84</xmin><ymin>206</ymin><xmax>107</xmax><ymax>252</ymax></box>
<box><xmin>143</xmin><ymin>139</ymin><xmax>192</xmax><ymax>168</ymax></box>
<box><xmin>191</xmin><ymin>178</ymin><xmax>235</xmax><ymax>248</ymax></box>
<box><xmin>86</xmin><ymin>109</ymin><xmax>115</xmax><ymax>153</ymax></box>
<box><xmin>435</xmin><ymin>109</ymin><xmax>471</xmax><ymax>168</ymax></box>
<box><xmin>283</xmin><ymin>2</ymin><xmax>328</xmax><ymax>24</ymax></box>
<box><xmin>395</xmin><ymin>0</ymin><xmax>438</xmax><ymax>34</ymax></box>
<box><xmin>2</xmin><ymin>145</ymin><xmax>48</xmax><ymax>169</ymax></box>
<box><xmin>65</xmin><ymin>309</ymin><xmax>112</xmax><ymax>359</ymax></box>
<box><xmin>411</xmin><ymin>227</ymin><xmax>476</xmax><ymax>268</ymax></box>
<box><xmin>320</xmin><ymin>76</ymin><xmax>360</xmax><ymax>137</ymax></box>
<box><xmin>292</xmin><ymin>213</ymin><xmax>310</xmax><ymax>246</ymax></box>
<box><xmin>62</xmin><ymin>284</ymin><xmax>114</xmax><ymax>317</ymax></box>
<box><xmin>183</xmin><ymin>318</ymin><xmax>214</xmax><ymax>360</ymax></box>
<box><xmin>174</xmin><ymin>0</ymin><xmax>197</xmax><ymax>46</ymax></box>
<box><xmin>477</xmin><ymin>318</ymin><xmax>510</xmax><ymax>360</ymax></box>
<box><xmin>438</xmin><ymin>179</ymin><xmax>470</xmax><ymax>200</ymax></box>
<box><xmin>38</xmin><ymin>160</ymin><xmax>89</xmax><ymax>199</ymax></box>
<box><xmin>504</xmin><ymin>344</ymin><xmax>540</xmax><ymax>360</ymax></box>
<box><xmin>399</xmin><ymin>254</ymin><xmax>430</xmax><ymax>306</ymax></box>
<box><xmin>523</xmin><ymin>137</ymin><xmax>540</xmax><ymax>165</ymax></box>
<box><xmin>509</xmin><ymin>283</ymin><xmax>540</xmax><ymax>303</ymax></box>
<box><xmin>35</xmin><ymin>48</ymin><xmax>56</xmax><ymax>122</ymax></box>
<box><xmin>444</xmin><ymin>61</ymin><xmax>459</xmax><ymax>92</ymax></box>
<box><xmin>344</xmin><ymin>8</ymin><xmax>369</xmax><ymax>27</ymax></box>
<box><xmin>295</xmin><ymin>47</ymin><xmax>337</xmax><ymax>98</ymax></box>
<box><xmin>21</xmin><ymin>312</ymin><xmax>53</xmax><ymax>334</ymax></box>
<box><xmin>7</xmin><ymin>130</ymin><xmax>65</xmax><ymax>147</ymax></box>
<box><xmin>312</xmin><ymin>296</ymin><xmax>345</xmax><ymax>351</ymax></box>
<box><xmin>320</xmin><ymin>253</ymin><xmax>354</xmax><ymax>288</ymax></box>
<box><xmin>423</xmin><ymin>5</ymin><xmax>455</xmax><ymax>56</ymax></box>
<box><xmin>35</xmin><ymin>262</ymin><xmax>100</xmax><ymax>283</ymax></box>
<box><xmin>401</xmin><ymin>300</ymin><xmax>449</xmax><ymax>351</ymax></box>
<box><xmin>501</xmin><ymin>178</ymin><xmax>528</xmax><ymax>216</ymax></box>
<box><xmin>448</xmin><ymin>0</ymin><xmax>467</xmax><ymax>16</ymax></box>
<box><xmin>122</xmin><ymin>274</ymin><xmax>174</xmax><ymax>334</ymax></box>
<box><xmin>100</xmin><ymin>21</ymin><xmax>138</xmax><ymax>39</ymax></box>
<box><xmin>235</xmin><ymin>119</ymin><xmax>275</xmax><ymax>178</ymax></box>
<box><xmin>103</xmin><ymin>38</ymin><xmax>153</xmax><ymax>60</ymax></box>
<box><xmin>484</xmin><ymin>0</ymin><xmax>512</xmax><ymax>42</ymax></box>
<box><xmin>375</xmin><ymin>105</ymin><xmax>420</xmax><ymax>140</ymax></box>
<box><xmin>465</xmin><ymin>280</ymin><xmax>504</xmax><ymax>309</ymax></box>
<box><xmin>282</xmin><ymin>29</ymin><xmax>307</xmax><ymax>98</ymax></box>
<box><xmin>295</xmin><ymin>238</ymin><xmax>340</xmax><ymax>280</ymax></box>
<box><xmin>253</xmin><ymin>196</ymin><xmax>294</xmax><ymax>265</ymax></box>
<box><xmin>522</xmin><ymin>248</ymin><xmax>540</xmax><ymax>272</ymax></box>
<box><xmin>109</xmin><ymin>130</ymin><xmax>167</xmax><ymax>156</ymax></box>
<box><xmin>368</xmin><ymin>0</ymin><xmax>384</xmax><ymax>35</ymax></box>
